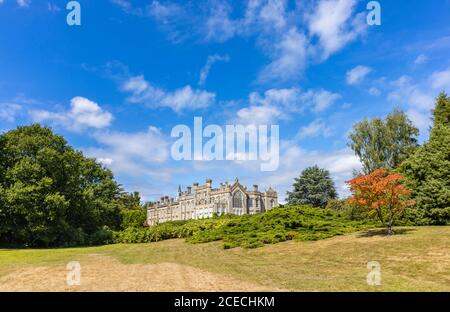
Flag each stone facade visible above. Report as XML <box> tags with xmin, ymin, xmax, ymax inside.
<box><xmin>147</xmin><ymin>178</ymin><xmax>278</xmax><ymax>226</ymax></box>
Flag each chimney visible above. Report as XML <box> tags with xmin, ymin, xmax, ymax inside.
<box><xmin>206</xmin><ymin>178</ymin><xmax>212</xmax><ymax>188</ymax></box>
<box><xmin>187</xmin><ymin>186</ymin><xmax>192</xmax><ymax>194</ymax></box>
<box><xmin>253</xmin><ymin>185</ymin><xmax>258</xmax><ymax>192</ymax></box>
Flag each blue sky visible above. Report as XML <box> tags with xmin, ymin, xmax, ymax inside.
<box><xmin>1</xmin><ymin>0</ymin><xmax>450</xmax><ymax>201</ymax></box>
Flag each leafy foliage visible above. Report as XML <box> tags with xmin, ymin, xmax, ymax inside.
<box><xmin>400</xmin><ymin>93</ymin><xmax>450</xmax><ymax>225</ymax></box>
<box><xmin>114</xmin><ymin>206</ymin><xmax>372</xmax><ymax>249</ymax></box>
<box><xmin>348</xmin><ymin>109</ymin><xmax>419</xmax><ymax>174</ymax></box>
<box><xmin>118</xmin><ymin>191</ymin><xmax>142</xmax><ymax>210</ymax></box>
<box><xmin>120</xmin><ymin>209</ymin><xmax>147</xmax><ymax>229</ymax></box>
<box><xmin>432</xmin><ymin>92</ymin><xmax>450</xmax><ymax>127</ymax></box>
<box><xmin>347</xmin><ymin>169</ymin><xmax>414</xmax><ymax>234</ymax></box>
<box><xmin>325</xmin><ymin>199</ymin><xmax>369</xmax><ymax>221</ymax></box>
<box><xmin>0</xmin><ymin>124</ymin><xmax>123</xmax><ymax>247</ymax></box>
<box><xmin>286</xmin><ymin>166</ymin><xmax>337</xmax><ymax>208</ymax></box>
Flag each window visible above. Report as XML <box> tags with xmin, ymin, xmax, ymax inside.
<box><xmin>233</xmin><ymin>191</ymin><xmax>244</xmax><ymax>208</ymax></box>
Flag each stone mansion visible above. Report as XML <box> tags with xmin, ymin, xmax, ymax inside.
<box><xmin>146</xmin><ymin>178</ymin><xmax>278</xmax><ymax>226</ymax></box>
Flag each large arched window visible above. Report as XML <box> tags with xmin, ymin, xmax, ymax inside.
<box><xmin>233</xmin><ymin>191</ymin><xmax>244</xmax><ymax>208</ymax></box>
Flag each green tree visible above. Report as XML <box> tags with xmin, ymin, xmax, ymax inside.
<box><xmin>400</xmin><ymin>93</ymin><xmax>450</xmax><ymax>225</ymax></box>
<box><xmin>0</xmin><ymin>124</ymin><xmax>123</xmax><ymax>247</ymax></box>
<box><xmin>120</xmin><ymin>209</ymin><xmax>147</xmax><ymax>229</ymax></box>
<box><xmin>118</xmin><ymin>191</ymin><xmax>142</xmax><ymax>210</ymax></box>
<box><xmin>432</xmin><ymin>92</ymin><xmax>450</xmax><ymax>127</ymax></box>
<box><xmin>348</xmin><ymin>109</ymin><xmax>419</xmax><ymax>174</ymax></box>
<box><xmin>287</xmin><ymin>166</ymin><xmax>337</xmax><ymax>208</ymax></box>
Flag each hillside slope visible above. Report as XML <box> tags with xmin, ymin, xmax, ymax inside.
<box><xmin>1</xmin><ymin>226</ymin><xmax>449</xmax><ymax>291</ymax></box>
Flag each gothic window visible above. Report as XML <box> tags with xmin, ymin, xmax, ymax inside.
<box><xmin>233</xmin><ymin>191</ymin><xmax>244</xmax><ymax>208</ymax></box>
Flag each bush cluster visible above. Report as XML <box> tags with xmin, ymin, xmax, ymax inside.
<box><xmin>114</xmin><ymin>206</ymin><xmax>373</xmax><ymax>249</ymax></box>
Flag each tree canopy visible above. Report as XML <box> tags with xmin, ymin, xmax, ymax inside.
<box><xmin>287</xmin><ymin>166</ymin><xmax>337</xmax><ymax>208</ymax></box>
<box><xmin>400</xmin><ymin>93</ymin><xmax>450</xmax><ymax>225</ymax></box>
<box><xmin>348</xmin><ymin>109</ymin><xmax>419</xmax><ymax>174</ymax></box>
<box><xmin>0</xmin><ymin>124</ymin><xmax>124</xmax><ymax>247</ymax></box>
<box><xmin>347</xmin><ymin>169</ymin><xmax>413</xmax><ymax>234</ymax></box>
<box><xmin>432</xmin><ymin>92</ymin><xmax>450</xmax><ymax>127</ymax></box>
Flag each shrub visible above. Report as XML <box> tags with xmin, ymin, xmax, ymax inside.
<box><xmin>121</xmin><ymin>209</ymin><xmax>147</xmax><ymax>229</ymax></box>
<box><xmin>325</xmin><ymin>199</ymin><xmax>369</xmax><ymax>221</ymax></box>
<box><xmin>113</xmin><ymin>206</ymin><xmax>373</xmax><ymax>249</ymax></box>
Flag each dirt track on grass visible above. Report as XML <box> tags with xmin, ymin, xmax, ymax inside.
<box><xmin>0</xmin><ymin>254</ymin><xmax>281</xmax><ymax>292</ymax></box>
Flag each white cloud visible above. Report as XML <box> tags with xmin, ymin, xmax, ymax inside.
<box><xmin>368</xmin><ymin>87</ymin><xmax>380</xmax><ymax>96</ymax></box>
<box><xmin>235</xmin><ymin>105</ymin><xmax>284</xmax><ymax>125</ymax></box>
<box><xmin>346</xmin><ymin>65</ymin><xmax>372</xmax><ymax>85</ymax></box>
<box><xmin>204</xmin><ymin>2</ymin><xmax>237</xmax><ymax>42</ymax></box>
<box><xmin>310</xmin><ymin>89</ymin><xmax>341</xmax><ymax>112</ymax></box>
<box><xmin>233</xmin><ymin>87</ymin><xmax>340</xmax><ymax>125</ymax></box>
<box><xmin>388</xmin><ymin>75</ymin><xmax>434</xmax><ymax>133</ymax></box>
<box><xmin>249</xmin><ymin>87</ymin><xmax>340</xmax><ymax>114</ymax></box>
<box><xmin>17</xmin><ymin>0</ymin><xmax>30</xmax><ymax>8</ymax></box>
<box><xmin>341</xmin><ymin>102</ymin><xmax>352</xmax><ymax>109</ymax></box>
<box><xmin>249</xmin><ymin>88</ymin><xmax>303</xmax><ymax>111</ymax></box>
<box><xmin>119</xmin><ymin>0</ymin><xmax>367</xmax><ymax>83</ymax></box>
<box><xmin>182</xmin><ymin>141</ymin><xmax>360</xmax><ymax>201</ymax></box>
<box><xmin>47</xmin><ymin>3</ymin><xmax>60</xmax><ymax>12</ymax></box>
<box><xmin>30</xmin><ymin>97</ymin><xmax>113</xmax><ymax>131</ymax></box>
<box><xmin>98</xmin><ymin>158</ymin><xmax>114</xmax><ymax>166</ymax></box>
<box><xmin>307</xmin><ymin>0</ymin><xmax>367</xmax><ymax>59</ymax></box>
<box><xmin>147</xmin><ymin>0</ymin><xmax>183</xmax><ymax>21</ymax></box>
<box><xmin>430</xmin><ymin>67</ymin><xmax>450</xmax><ymax>91</ymax></box>
<box><xmin>92</xmin><ymin>126</ymin><xmax>169</xmax><ymax>165</ymax></box>
<box><xmin>389</xmin><ymin>76</ymin><xmax>434</xmax><ymax>111</ymax></box>
<box><xmin>83</xmin><ymin>126</ymin><xmax>171</xmax><ymax>198</ymax></box>
<box><xmin>405</xmin><ymin>109</ymin><xmax>430</xmax><ymax>133</ymax></box>
<box><xmin>198</xmin><ymin>54</ymin><xmax>230</xmax><ymax>86</ymax></box>
<box><xmin>259</xmin><ymin>27</ymin><xmax>309</xmax><ymax>83</ymax></box>
<box><xmin>122</xmin><ymin>75</ymin><xmax>215</xmax><ymax>113</ymax></box>
<box><xmin>242</xmin><ymin>0</ymin><xmax>288</xmax><ymax>32</ymax></box>
<box><xmin>296</xmin><ymin>119</ymin><xmax>332</xmax><ymax>139</ymax></box>
<box><xmin>0</xmin><ymin>103</ymin><xmax>21</xmax><ymax>122</ymax></box>
<box><xmin>258</xmin><ymin>0</ymin><xmax>287</xmax><ymax>30</ymax></box>
<box><xmin>111</xmin><ymin>0</ymin><xmax>132</xmax><ymax>11</ymax></box>
<box><xmin>262</xmin><ymin>145</ymin><xmax>361</xmax><ymax>200</ymax></box>
<box><xmin>414</xmin><ymin>54</ymin><xmax>428</xmax><ymax>65</ymax></box>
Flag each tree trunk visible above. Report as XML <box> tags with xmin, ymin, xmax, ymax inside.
<box><xmin>386</xmin><ymin>218</ymin><xmax>394</xmax><ymax>235</ymax></box>
<box><xmin>386</xmin><ymin>226</ymin><xmax>394</xmax><ymax>235</ymax></box>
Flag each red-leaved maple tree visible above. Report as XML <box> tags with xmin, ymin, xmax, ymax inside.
<box><xmin>346</xmin><ymin>169</ymin><xmax>414</xmax><ymax>235</ymax></box>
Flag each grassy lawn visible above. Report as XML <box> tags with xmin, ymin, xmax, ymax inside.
<box><xmin>1</xmin><ymin>226</ymin><xmax>449</xmax><ymax>291</ymax></box>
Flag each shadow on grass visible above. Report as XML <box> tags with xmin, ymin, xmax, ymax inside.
<box><xmin>357</xmin><ymin>228</ymin><xmax>416</xmax><ymax>238</ymax></box>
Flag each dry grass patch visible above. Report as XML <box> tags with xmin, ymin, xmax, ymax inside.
<box><xmin>0</xmin><ymin>226</ymin><xmax>449</xmax><ymax>291</ymax></box>
<box><xmin>0</xmin><ymin>254</ymin><xmax>281</xmax><ymax>292</ymax></box>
